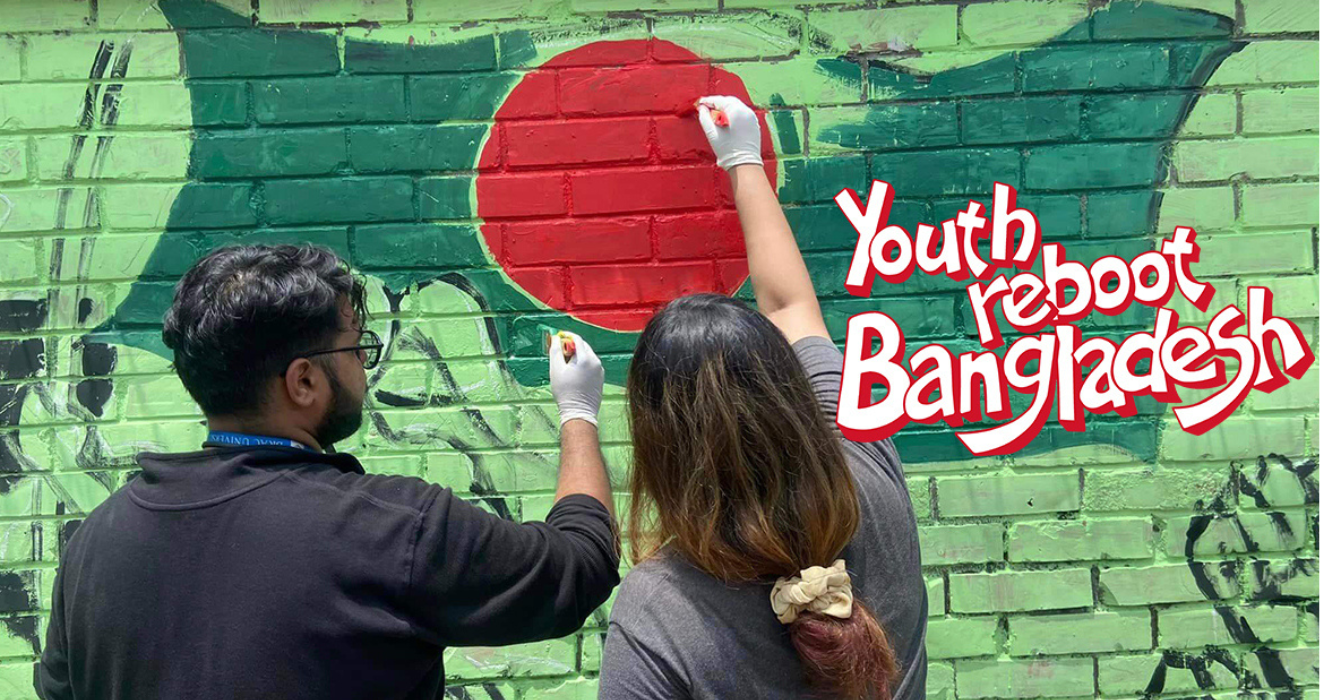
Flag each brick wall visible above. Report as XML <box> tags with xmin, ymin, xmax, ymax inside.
<box><xmin>0</xmin><ymin>0</ymin><xmax>1316</xmax><ymax>697</ymax></box>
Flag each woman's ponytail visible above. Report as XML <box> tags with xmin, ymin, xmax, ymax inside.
<box><xmin>789</xmin><ymin>600</ymin><xmax>897</xmax><ymax>700</ymax></box>
<box><xmin>772</xmin><ymin>560</ymin><xmax>898</xmax><ymax>700</ymax></box>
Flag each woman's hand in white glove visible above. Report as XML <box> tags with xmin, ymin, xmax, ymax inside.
<box><xmin>696</xmin><ymin>95</ymin><xmax>763</xmax><ymax>171</ymax></box>
<box><xmin>549</xmin><ymin>332</ymin><xmax>604</xmax><ymax>427</ymax></box>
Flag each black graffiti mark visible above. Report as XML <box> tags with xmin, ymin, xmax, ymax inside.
<box><xmin>373</xmin><ymin>390</ymin><xmax>428</xmax><ymax>408</ymax></box>
<box><xmin>1</xmin><ymin>615</ymin><xmax>39</xmax><ymax>657</ymax></box>
<box><xmin>368</xmin><ymin>410</ymin><xmax>519</xmax><ymax>522</ymax></box>
<box><xmin>0</xmin><ymin>300</ymin><xmax>51</xmax><ymax>482</ymax></box>
<box><xmin>1239</xmin><ymin>454</ymin><xmax>1319</xmax><ymax>508</ymax></box>
<box><xmin>74</xmin><ymin>339</ymin><xmax>116</xmax><ymax>419</ymax></box>
<box><xmin>430</xmin><ymin>274</ymin><xmax>560</xmax><ymax>440</ymax></box>
<box><xmin>444</xmin><ymin>683</ymin><xmax>507</xmax><ymax>700</ymax></box>
<box><xmin>1144</xmin><ymin>648</ymin><xmax>1240</xmax><ymax>695</ymax></box>
<box><xmin>0</xmin><ymin>300</ymin><xmax>49</xmax><ymax>334</ymax></box>
<box><xmin>381</xmin><ymin>327</ymin><xmax>535</xmax><ymax>521</ymax></box>
<box><xmin>369</xmin><ymin>278</ymin><xmax>562</xmax><ymax>522</ymax></box>
<box><xmin>59</xmin><ymin>520</ymin><xmax>82</xmax><ymax>553</ymax></box>
<box><xmin>51</xmin><ymin>41</ymin><xmax>113</xmax><ymax>237</ymax></box>
<box><xmin>0</xmin><ymin>571</ymin><xmax>39</xmax><ymax>654</ymax></box>
<box><xmin>466</xmin><ymin>462</ymin><xmax>515</xmax><ymax>522</ymax></box>
<box><xmin>0</xmin><ymin>338</ymin><xmax>45</xmax><ymax>387</ymax></box>
<box><xmin>385</xmin><ymin>332</ymin><xmax>455</xmax><ymax>408</ymax></box>
<box><xmin>76</xmin><ymin>299</ymin><xmax>95</xmax><ymax>325</ymax></box>
<box><xmin>433</xmin><ymin>274</ymin><xmax>514</xmax><ymax>366</ymax></box>
<box><xmin>1248</xmin><ymin>558</ymin><xmax>1319</xmax><ymax>604</ymax></box>
<box><xmin>0</xmin><ymin>338</ymin><xmax>44</xmax><ymax>477</ymax></box>
<box><xmin>1147</xmin><ymin>454</ymin><xmax>1318</xmax><ymax>694</ymax></box>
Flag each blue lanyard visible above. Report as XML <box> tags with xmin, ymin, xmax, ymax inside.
<box><xmin>205</xmin><ymin>431</ymin><xmax>316</xmax><ymax>453</ymax></box>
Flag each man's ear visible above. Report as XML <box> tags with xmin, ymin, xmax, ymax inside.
<box><xmin>282</xmin><ymin>358</ymin><xmax>320</xmax><ymax>409</ymax></box>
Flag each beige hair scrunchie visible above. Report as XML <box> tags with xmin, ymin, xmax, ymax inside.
<box><xmin>769</xmin><ymin>559</ymin><xmax>854</xmax><ymax>625</ymax></box>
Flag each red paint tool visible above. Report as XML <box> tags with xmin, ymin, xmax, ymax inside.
<box><xmin>680</xmin><ymin>101</ymin><xmax>729</xmax><ymax>127</ymax></box>
<box><xmin>543</xmin><ymin>330</ymin><xmax>577</xmax><ymax>360</ymax></box>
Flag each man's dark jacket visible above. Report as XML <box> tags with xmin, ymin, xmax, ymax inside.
<box><xmin>35</xmin><ymin>445</ymin><xmax>620</xmax><ymax>699</ymax></box>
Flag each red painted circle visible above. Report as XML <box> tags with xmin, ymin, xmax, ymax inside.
<box><xmin>476</xmin><ymin>39</ymin><xmax>778</xmax><ymax>332</ymax></box>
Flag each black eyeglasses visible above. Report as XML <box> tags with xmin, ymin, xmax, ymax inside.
<box><xmin>301</xmin><ymin>330</ymin><xmax>384</xmax><ymax>370</ymax></box>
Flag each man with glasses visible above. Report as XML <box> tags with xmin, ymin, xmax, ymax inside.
<box><xmin>36</xmin><ymin>245</ymin><xmax>619</xmax><ymax>700</ymax></box>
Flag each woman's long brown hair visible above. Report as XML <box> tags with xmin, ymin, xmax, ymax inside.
<box><xmin>626</xmin><ymin>294</ymin><xmax>897</xmax><ymax>700</ymax></box>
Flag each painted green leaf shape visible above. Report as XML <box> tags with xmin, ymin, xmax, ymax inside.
<box><xmin>91</xmin><ymin>0</ymin><xmax>1239</xmax><ymax>463</ymax></box>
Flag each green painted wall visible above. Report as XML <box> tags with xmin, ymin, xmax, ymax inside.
<box><xmin>0</xmin><ymin>0</ymin><xmax>1316</xmax><ymax>697</ymax></box>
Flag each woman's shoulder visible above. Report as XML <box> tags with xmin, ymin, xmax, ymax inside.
<box><xmin>612</xmin><ymin>553</ymin><xmax>748</xmax><ymax>630</ymax></box>
<box><xmin>615</xmin><ymin>555</ymin><xmax>691</xmax><ymax>614</ymax></box>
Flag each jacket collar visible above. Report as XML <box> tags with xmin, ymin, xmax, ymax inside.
<box><xmin>129</xmin><ymin>446</ymin><xmax>364</xmax><ymax>510</ymax></box>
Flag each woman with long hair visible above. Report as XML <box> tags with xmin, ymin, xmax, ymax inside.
<box><xmin>597</xmin><ymin>96</ymin><xmax>927</xmax><ymax>700</ymax></box>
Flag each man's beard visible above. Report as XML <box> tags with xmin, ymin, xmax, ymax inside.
<box><xmin>316</xmin><ymin>362</ymin><xmax>364</xmax><ymax>448</ymax></box>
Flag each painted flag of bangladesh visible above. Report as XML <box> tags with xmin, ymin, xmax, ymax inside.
<box><xmin>95</xmin><ymin>0</ymin><xmax>1238</xmax><ymax>463</ymax></box>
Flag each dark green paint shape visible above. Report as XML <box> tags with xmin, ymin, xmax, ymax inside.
<box><xmin>348</xmin><ymin>125</ymin><xmax>487</xmax><ymax>173</ymax></box>
<box><xmin>820</xmin><ymin>297</ymin><xmax>959</xmax><ymax>341</ymax></box>
<box><xmin>344</xmin><ymin>33</ymin><xmax>498</xmax><ymax>73</ymax></box>
<box><xmin>171</xmin><ymin>183</ymin><xmax>257</xmax><ymax>228</ymax></box>
<box><xmin>961</xmin><ymin>96</ymin><xmax>1084</xmax><ymax>145</ymax></box>
<box><xmin>189</xmin><ymin>82</ymin><xmax>248</xmax><ymax>126</ymax></box>
<box><xmin>824</xmin><ymin>102</ymin><xmax>959</xmax><ymax>150</ymax></box>
<box><xmin>353</xmin><ymin>224</ymin><xmax>490</xmax><ymax>278</ymax></box>
<box><xmin>498</xmin><ymin>30</ymin><xmax>539</xmax><ymax>69</ymax></box>
<box><xmin>418</xmin><ymin>177</ymin><xmax>473</xmax><ymax>219</ymax></box>
<box><xmin>1025</xmin><ymin>141</ymin><xmax>1169</xmax><ymax>191</ymax></box>
<box><xmin>180</xmin><ymin>29</ymin><xmax>338</xmax><ymax>78</ymax></box>
<box><xmin>1092</xmin><ymin>0</ymin><xmax>1235</xmax><ymax>38</ymax></box>
<box><xmin>264</xmin><ymin>177</ymin><xmax>414</xmax><ymax>225</ymax></box>
<box><xmin>148</xmin><ymin>0</ymin><xmax>250</xmax><ymax>28</ymax></box>
<box><xmin>1085</xmin><ymin>94</ymin><xmax>1204</xmax><ymax>140</ymax></box>
<box><xmin>140</xmin><ymin>228</ymin><xmax>351</xmax><ymax>280</ymax></box>
<box><xmin>192</xmin><ymin>129</ymin><xmax>347</xmax><ymax>179</ymax></box>
<box><xmin>768</xmin><ymin>94</ymin><xmax>802</xmax><ymax>156</ymax></box>
<box><xmin>410</xmin><ymin>75</ymin><xmax>520</xmax><ymax>122</ymax></box>
<box><xmin>1087</xmin><ymin>191</ymin><xmax>1166</xmax><ymax>239</ymax></box>
<box><xmin>254</xmin><ymin>77</ymin><xmax>407</xmax><ymax>124</ymax></box>
<box><xmin>778</xmin><ymin>155</ymin><xmax>869</xmax><ymax>204</ymax></box>
<box><xmin>812</xmin><ymin>58</ymin><xmax>864</xmax><ymax>93</ymax></box>
<box><xmin>866</xmin><ymin>52</ymin><xmax>1017</xmax><ymax>100</ymax></box>
<box><xmin>97</xmin><ymin>0</ymin><xmax>1242</xmax><ymax>464</ymax></box>
<box><xmin>934</xmin><ymin>195</ymin><xmax>1082</xmax><ymax>239</ymax></box>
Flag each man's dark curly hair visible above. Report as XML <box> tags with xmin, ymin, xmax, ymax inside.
<box><xmin>162</xmin><ymin>244</ymin><xmax>367</xmax><ymax>416</ymax></box>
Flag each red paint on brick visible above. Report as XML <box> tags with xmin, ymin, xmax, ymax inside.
<box><xmin>655</xmin><ymin>211</ymin><xmax>744</xmax><ymax>259</ymax></box>
<box><xmin>575</xmin><ymin>308</ymin><xmax>661</xmax><ymax>329</ymax></box>
<box><xmin>477</xmin><ymin>39</ymin><xmax>777</xmax><ymax>332</ymax></box>
<box><xmin>570</xmin><ymin>262</ymin><xmax>717</xmax><ymax>307</ymax></box>
<box><xmin>505</xmin><ymin>118</ymin><xmax>651</xmax><ymax>168</ymax></box>
<box><xmin>717</xmin><ymin>260</ymin><xmax>750</xmax><ymax>291</ymax></box>
<box><xmin>476</xmin><ymin>172</ymin><xmax>567</xmax><ymax>218</ymax></box>
<box><xmin>478</xmin><ymin>127</ymin><xmax>502</xmax><ymax>171</ymax></box>
<box><xmin>543</xmin><ymin>39</ymin><xmax>652</xmax><ymax>68</ymax></box>
<box><xmin>485</xmin><ymin>225</ymin><xmax>506</xmax><ymax>263</ymax></box>
<box><xmin>571</xmin><ymin>166</ymin><xmax>718</xmax><ymax>215</ymax></box>
<box><xmin>653</xmin><ymin>39</ymin><xmax>714</xmax><ymax>63</ymax></box>
<box><xmin>511</xmin><ymin>267</ymin><xmax>569</xmax><ymax>308</ymax></box>
<box><xmin>560</xmin><ymin>64</ymin><xmax>712</xmax><ymax>117</ymax></box>
<box><xmin>653</xmin><ymin>115</ymin><xmax>713</xmax><ymax>163</ymax></box>
<box><xmin>496</xmin><ymin>71</ymin><xmax>557</xmax><ymax>119</ymax></box>
<box><xmin>506</xmin><ymin>218</ymin><xmax>651</xmax><ymax>264</ymax></box>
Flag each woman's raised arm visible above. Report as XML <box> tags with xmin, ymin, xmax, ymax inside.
<box><xmin>698</xmin><ymin>95</ymin><xmax>829</xmax><ymax>344</ymax></box>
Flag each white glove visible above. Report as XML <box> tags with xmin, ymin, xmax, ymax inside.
<box><xmin>549</xmin><ymin>331</ymin><xmax>604</xmax><ymax>426</ymax></box>
<box><xmin>697</xmin><ymin>95</ymin><xmax>763</xmax><ymax>171</ymax></box>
